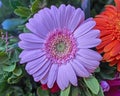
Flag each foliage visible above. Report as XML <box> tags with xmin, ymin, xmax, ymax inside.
<box><xmin>0</xmin><ymin>0</ymin><xmax>116</xmax><ymax>96</ymax></box>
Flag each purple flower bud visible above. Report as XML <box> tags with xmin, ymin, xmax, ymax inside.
<box><xmin>100</xmin><ymin>81</ymin><xmax>110</xmax><ymax>92</ymax></box>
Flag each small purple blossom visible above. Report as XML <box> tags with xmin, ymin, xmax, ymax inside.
<box><xmin>100</xmin><ymin>81</ymin><xmax>110</xmax><ymax>92</ymax></box>
<box><xmin>18</xmin><ymin>4</ymin><xmax>102</xmax><ymax>90</ymax></box>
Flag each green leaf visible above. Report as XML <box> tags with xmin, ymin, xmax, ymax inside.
<box><xmin>83</xmin><ymin>76</ymin><xmax>100</xmax><ymax>95</ymax></box>
<box><xmin>13</xmin><ymin>67</ymin><xmax>22</xmax><ymax>76</ymax></box>
<box><xmin>0</xmin><ymin>52</ymin><xmax>9</xmax><ymax>65</ymax></box>
<box><xmin>14</xmin><ymin>6</ymin><xmax>31</xmax><ymax>17</ymax></box>
<box><xmin>6</xmin><ymin>86</ymin><xmax>24</xmax><ymax>96</ymax></box>
<box><xmin>25</xmin><ymin>79</ymin><xmax>33</xmax><ymax>91</ymax></box>
<box><xmin>31</xmin><ymin>0</ymin><xmax>41</xmax><ymax>13</ymax></box>
<box><xmin>100</xmin><ymin>72</ymin><xmax>115</xmax><ymax>80</ymax></box>
<box><xmin>3</xmin><ymin>63</ymin><xmax>16</xmax><ymax>72</ymax></box>
<box><xmin>95</xmin><ymin>67</ymin><xmax>100</xmax><ymax>73</ymax></box>
<box><xmin>98</xmin><ymin>87</ymin><xmax>104</xmax><ymax>96</ymax></box>
<box><xmin>70</xmin><ymin>87</ymin><xmax>80</xmax><ymax>96</ymax></box>
<box><xmin>10</xmin><ymin>49</ymin><xmax>20</xmax><ymax>63</ymax></box>
<box><xmin>31</xmin><ymin>0</ymin><xmax>46</xmax><ymax>13</ymax></box>
<box><xmin>2</xmin><ymin>18</ymin><xmax>25</xmax><ymax>31</ymax></box>
<box><xmin>99</xmin><ymin>63</ymin><xmax>116</xmax><ymax>80</ymax></box>
<box><xmin>80</xmin><ymin>88</ymin><xmax>93</xmax><ymax>96</ymax></box>
<box><xmin>37</xmin><ymin>87</ymin><xmax>49</xmax><ymax>96</ymax></box>
<box><xmin>0</xmin><ymin>80</ymin><xmax>8</xmax><ymax>94</ymax></box>
<box><xmin>60</xmin><ymin>85</ymin><xmax>71</xmax><ymax>96</ymax></box>
<box><xmin>9</xmin><ymin>0</ymin><xmax>22</xmax><ymax>9</ymax></box>
<box><xmin>7</xmin><ymin>74</ymin><xmax>22</xmax><ymax>84</ymax></box>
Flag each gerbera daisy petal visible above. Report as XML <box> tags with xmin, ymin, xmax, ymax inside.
<box><xmin>19</xmin><ymin>50</ymin><xmax>45</xmax><ymax>63</ymax></box>
<box><xmin>116</xmin><ymin>55</ymin><xmax>120</xmax><ymax>60</ymax></box>
<box><xmin>77</xmin><ymin>38</ymin><xmax>101</xmax><ymax>48</ymax></box>
<box><xmin>77</xmin><ymin>29</ymin><xmax>100</xmax><ymax>39</ymax></box>
<box><xmin>65</xmin><ymin>63</ymin><xmax>77</xmax><ymax>86</ymax></box>
<box><xmin>110</xmin><ymin>41</ymin><xmax>120</xmax><ymax>56</ymax></box>
<box><xmin>19</xmin><ymin>33</ymin><xmax>44</xmax><ymax>43</ymax></box>
<box><xmin>19</xmin><ymin>4</ymin><xmax>101</xmax><ymax>90</ymax></box>
<box><xmin>103</xmin><ymin>52</ymin><xmax>111</xmax><ymax>61</ymax></box>
<box><xmin>64</xmin><ymin>5</ymin><xmax>75</xmax><ymax>29</ymax></box>
<box><xmin>50</xmin><ymin>6</ymin><xmax>60</xmax><ymax>28</ymax></box>
<box><xmin>58</xmin><ymin>5</ymin><xmax>66</xmax><ymax>28</ymax></box>
<box><xmin>75</xmin><ymin>55</ymin><xmax>98</xmax><ymax>72</ymax></box>
<box><xmin>77</xmin><ymin>30</ymin><xmax>100</xmax><ymax>43</ymax></box>
<box><xmin>74</xmin><ymin>20</ymin><xmax>96</xmax><ymax>38</ymax></box>
<box><xmin>34</xmin><ymin>67</ymin><xmax>50</xmax><ymax>82</ymax></box>
<box><xmin>47</xmin><ymin>64</ymin><xmax>58</xmax><ymax>88</ymax></box>
<box><xmin>78</xmin><ymin>56</ymin><xmax>100</xmax><ymax>67</ymax></box>
<box><xmin>80</xmin><ymin>60</ymin><xmax>97</xmax><ymax>73</ymax></box>
<box><xmin>28</xmin><ymin>59</ymin><xmax>49</xmax><ymax>75</ymax></box>
<box><xmin>71</xmin><ymin>58</ymin><xmax>90</xmax><ymax>77</ymax></box>
<box><xmin>101</xmin><ymin>35</ymin><xmax>112</xmax><ymax>42</ymax></box>
<box><xmin>33</xmin><ymin>61</ymin><xmax>51</xmax><ymax>82</ymax></box>
<box><xmin>25</xmin><ymin>55</ymin><xmax>46</xmax><ymax>71</ymax></box>
<box><xmin>115</xmin><ymin>0</ymin><xmax>120</xmax><ymax>10</ymax></box>
<box><xmin>68</xmin><ymin>8</ymin><xmax>84</xmax><ymax>32</ymax></box>
<box><xmin>104</xmin><ymin>40</ymin><xmax>116</xmax><ymax>52</ymax></box>
<box><xmin>41</xmin><ymin>74</ymin><xmax>48</xmax><ymax>84</ymax></box>
<box><xmin>26</xmin><ymin>18</ymin><xmax>48</xmax><ymax>38</ymax></box>
<box><xmin>26</xmin><ymin>9</ymin><xmax>55</xmax><ymax>38</ymax></box>
<box><xmin>59</xmin><ymin>4</ymin><xmax>82</xmax><ymax>31</ymax></box>
<box><xmin>83</xmin><ymin>17</ymin><xmax>94</xmax><ymax>23</ymax></box>
<box><xmin>18</xmin><ymin>41</ymin><xmax>43</xmax><ymax>49</ymax></box>
<box><xmin>78</xmin><ymin>49</ymin><xmax>102</xmax><ymax>61</ymax></box>
<box><xmin>57</xmin><ymin>65</ymin><xmax>69</xmax><ymax>90</ymax></box>
<box><xmin>38</xmin><ymin>8</ymin><xmax>55</xmax><ymax>32</ymax></box>
<box><xmin>97</xmin><ymin>39</ymin><xmax>112</xmax><ymax>50</ymax></box>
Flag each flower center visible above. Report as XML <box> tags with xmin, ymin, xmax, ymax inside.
<box><xmin>56</xmin><ymin>41</ymin><xmax>66</xmax><ymax>52</ymax></box>
<box><xmin>45</xmin><ymin>29</ymin><xmax>77</xmax><ymax>64</ymax></box>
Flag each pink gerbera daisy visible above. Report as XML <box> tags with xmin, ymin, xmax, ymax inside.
<box><xmin>18</xmin><ymin>4</ymin><xmax>102</xmax><ymax>90</ymax></box>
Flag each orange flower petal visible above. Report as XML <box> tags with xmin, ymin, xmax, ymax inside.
<box><xmin>105</xmin><ymin>5</ymin><xmax>116</xmax><ymax>11</ymax></box>
<box><xmin>109</xmin><ymin>60</ymin><xmax>118</xmax><ymax>66</ymax></box>
<box><xmin>104</xmin><ymin>40</ymin><xmax>116</xmax><ymax>52</ymax></box>
<box><xmin>101</xmin><ymin>35</ymin><xmax>112</xmax><ymax>42</ymax></box>
<box><xmin>115</xmin><ymin>0</ymin><xmax>120</xmax><ymax>11</ymax></box>
<box><xmin>97</xmin><ymin>48</ymin><xmax>104</xmax><ymax>53</ymax></box>
<box><xmin>97</xmin><ymin>39</ymin><xmax>112</xmax><ymax>50</ymax></box>
<box><xmin>117</xmin><ymin>61</ymin><xmax>120</xmax><ymax>71</ymax></box>
<box><xmin>116</xmin><ymin>54</ymin><xmax>120</xmax><ymax>60</ymax></box>
<box><xmin>103</xmin><ymin>52</ymin><xmax>111</xmax><ymax>60</ymax></box>
<box><xmin>110</xmin><ymin>41</ymin><xmax>120</xmax><ymax>56</ymax></box>
<box><xmin>107</xmin><ymin>57</ymin><xmax>115</xmax><ymax>62</ymax></box>
<box><xmin>100</xmin><ymin>30</ymin><xmax>112</xmax><ymax>37</ymax></box>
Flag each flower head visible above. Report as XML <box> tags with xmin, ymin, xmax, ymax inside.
<box><xmin>19</xmin><ymin>4</ymin><xmax>101</xmax><ymax>90</ymax></box>
<box><xmin>94</xmin><ymin>0</ymin><xmax>120</xmax><ymax>71</ymax></box>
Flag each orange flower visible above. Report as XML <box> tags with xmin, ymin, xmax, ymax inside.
<box><xmin>94</xmin><ymin>0</ymin><xmax>120</xmax><ymax>71</ymax></box>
